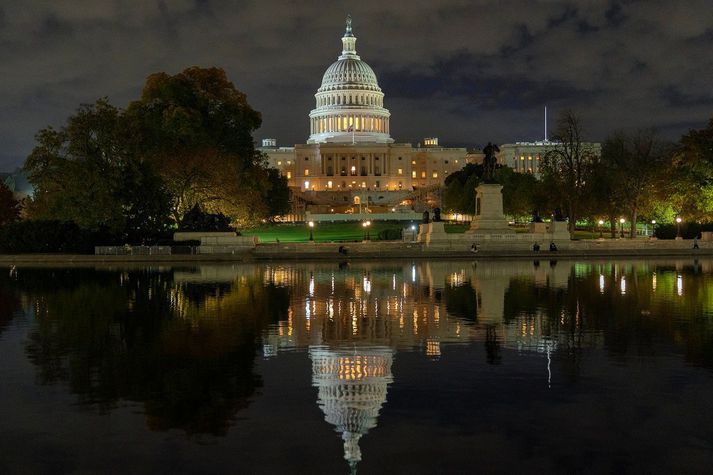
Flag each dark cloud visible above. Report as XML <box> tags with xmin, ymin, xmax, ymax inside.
<box><xmin>1</xmin><ymin>0</ymin><xmax>712</xmax><ymax>169</ymax></box>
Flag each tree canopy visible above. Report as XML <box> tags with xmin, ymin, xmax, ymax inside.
<box><xmin>23</xmin><ymin>67</ymin><xmax>290</xmax><ymax>239</ymax></box>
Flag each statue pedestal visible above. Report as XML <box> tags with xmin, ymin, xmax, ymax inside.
<box><xmin>547</xmin><ymin>221</ymin><xmax>570</xmax><ymax>239</ymax></box>
<box><xmin>417</xmin><ymin>222</ymin><xmax>449</xmax><ymax>243</ymax></box>
<box><xmin>529</xmin><ymin>222</ymin><xmax>548</xmax><ymax>234</ymax></box>
<box><xmin>466</xmin><ymin>184</ymin><xmax>514</xmax><ymax>234</ymax></box>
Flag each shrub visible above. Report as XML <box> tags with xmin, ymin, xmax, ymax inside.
<box><xmin>0</xmin><ymin>220</ymin><xmax>100</xmax><ymax>253</ymax></box>
<box><xmin>179</xmin><ymin>205</ymin><xmax>234</xmax><ymax>232</ymax></box>
<box><xmin>653</xmin><ymin>222</ymin><xmax>713</xmax><ymax>239</ymax></box>
<box><xmin>377</xmin><ymin>228</ymin><xmax>403</xmax><ymax>241</ymax></box>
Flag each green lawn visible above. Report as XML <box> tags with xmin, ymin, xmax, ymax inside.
<box><xmin>241</xmin><ymin>222</ymin><xmax>637</xmax><ymax>243</ymax></box>
<box><xmin>241</xmin><ymin>221</ymin><xmax>413</xmax><ymax>243</ymax></box>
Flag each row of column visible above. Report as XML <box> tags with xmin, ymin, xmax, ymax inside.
<box><xmin>319</xmin><ymin>154</ymin><xmax>390</xmax><ymax>176</ymax></box>
<box><xmin>311</xmin><ymin>115</ymin><xmax>390</xmax><ymax>134</ymax></box>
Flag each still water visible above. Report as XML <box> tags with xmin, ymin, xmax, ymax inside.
<box><xmin>1</xmin><ymin>259</ymin><xmax>713</xmax><ymax>474</ymax></box>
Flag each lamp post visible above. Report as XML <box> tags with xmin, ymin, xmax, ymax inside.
<box><xmin>362</xmin><ymin>220</ymin><xmax>371</xmax><ymax>241</ymax></box>
<box><xmin>598</xmin><ymin>219</ymin><xmax>604</xmax><ymax>239</ymax></box>
<box><xmin>650</xmin><ymin>219</ymin><xmax>656</xmax><ymax>238</ymax></box>
<box><xmin>308</xmin><ymin>220</ymin><xmax>315</xmax><ymax>241</ymax></box>
<box><xmin>619</xmin><ymin>218</ymin><xmax>625</xmax><ymax>238</ymax></box>
<box><xmin>676</xmin><ymin>217</ymin><xmax>682</xmax><ymax>239</ymax></box>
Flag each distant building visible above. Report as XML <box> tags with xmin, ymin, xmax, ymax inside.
<box><xmin>498</xmin><ymin>141</ymin><xmax>601</xmax><ymax>177</ymax></box>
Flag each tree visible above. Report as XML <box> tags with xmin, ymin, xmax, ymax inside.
<box><xmin>24</xmin><ymin>99</ymin><xmax>173</xmax><ymax>239</ymax></box>
<box><xmin>24</xmin><ymin>99</ymin><xmax>127</xmax><ymax>231</ymax></box>
<box><xmin>599</xmin><ymin>130</ymin><xmax>671</xmax><ymax>237</ymax></box>
<box><xmin>671</xmin><ymin>118</ymin><xmax>713</xmax><ymax>221</ymax></box>
<box><xmin>0</xmin><ymin>182</ymin><xmax>20</xmax><ymax>226</ymax></box>
<box><xmin>264</xmin><ymin>168</ymin><xmax>291</xmax><ymax>220</ymax></box>
<box><xmin>541</xmin><ymin>110</ymin><xmax>598</xmax><ymax>235</ymax></box>
<box><xmin>125</xmin><ymin>67</ymin><xmax>277</xmax><ymax>224</ymax></box>
<box><xmin>443</xmin><ymin>163</ymin><xmax>481</xmax><ymax>215</ymax></box>
<box><xmin>496</xmin><ymin>167</ymin><xmax>538</xmax><ymax>220</ymax></box>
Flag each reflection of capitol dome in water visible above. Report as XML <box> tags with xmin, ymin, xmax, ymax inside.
<box><xmin>310</xmin><ymin>345</ymin><xmax>394</xmax><ymax>473</ymax></box>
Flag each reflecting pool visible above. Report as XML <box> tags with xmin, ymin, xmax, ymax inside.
<box><xmin>2</xmin><ymin>259</ymin><xmax>713</xmax><ymax>474</ymax></box>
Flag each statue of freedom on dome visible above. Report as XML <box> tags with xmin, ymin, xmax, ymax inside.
<box><xmin>345</xmin><ymin>14</ymin><xmax>353</xmax><ymax>35</ymax></box>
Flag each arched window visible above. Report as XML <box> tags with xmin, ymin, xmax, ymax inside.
<box><xmin>354</xmin><ymin>196</ymin><xmax>361</xmax><ymax>205</ymax></box>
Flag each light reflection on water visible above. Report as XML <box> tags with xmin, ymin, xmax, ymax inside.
<box><xmin>1</xmin><ymin>259</ymin><xmax>713</xmax><ymax>474</ymax></box>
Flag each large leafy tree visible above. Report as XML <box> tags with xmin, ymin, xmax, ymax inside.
<box><xmin>24</xmin><ymin>99</ymin><xmax>127</xmax><ymax>231</ymax></box>
<box><xmin>599</xmin><ymin>130</ymin><xmax>672</xmax><ymax>237</ymax></box>
<box><xmin>24</xmin><ymin>99</ymin><xmax>173</xmax><ymax>237</ymax></box>
<box><xmin>125</xmin><ymin>67</ymin><xmax>282</xmax><ymax>224</ymax></box>
<box><xmin>541</xmin><ymin>110</ymin><xmax>599</xmax><ymax>235</ymax></box>
<box><xmin>671</xmin><ymin>118</ymin><xmax>713</xmax><ymax>221</ymax></box>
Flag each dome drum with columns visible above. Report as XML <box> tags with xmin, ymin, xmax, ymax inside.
<box><xmin>308</xmin><ymin>15</ymin><xmax>393</xmax><ymax>144</ymax></box>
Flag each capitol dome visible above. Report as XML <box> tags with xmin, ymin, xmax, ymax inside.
<box><xmin>310</xmin><ymin>345</ymin><xmax>394</xmax><ymax>474</ymax></box>
<box><xmin>307</xmin><ymin>16</ymin><xmax>393</xmax><ymax>144</ymax></box>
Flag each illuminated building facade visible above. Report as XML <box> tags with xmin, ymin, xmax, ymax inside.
<box><xmin>498</xmin><ymin>141</ymin><xmax>602</xmax><ymax>178</ymax></box>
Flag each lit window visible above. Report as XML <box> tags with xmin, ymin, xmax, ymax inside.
<box><xmin>361</xmin><ymin>182</ymin><xmax>366</xmax><ymax>188</ymax></box>
<box><xmin>432</xmin><ymin>172</ymin><xmax>438</xmax><ymax>178</ymax></box>
<box><xmin>327</xmin><ymin>180</ymin><xmax>333</xmax><ymax>188</ymax></box>
<box><xmin>287</xmin><ymin>160</ymin><xmax>292</xmax><ymax>165</ymax></box>
<box><xmin>277</xmin><ymin>161</ymin><xmax>282</xmax><ymax>166</ymax></box>
<box><xmin>411</xmin><ymin>160</ymin><xmax>416</xmax><ymax>165</ymax></box>
<box><xmin>286</xmin><ymin>171</ymin><xmax>292</xmax><ymax>179</ymax></box>
<box><xmin>305</xmin><ymin>169</ymin><xmax>309</xmax><ymax>176</ymax></box>
<box><xmin>421</xmin><ymin>171</ymin><xmax>426</xmax><ymax>178</ymax></box>
<box><xmin>304</xmin><ymin>180</ymin><xmax>309</xmax><ymax>189</ymax></box>
<box><xmin>528</xmin><ymin>156</ymin><xmax>532</xmax><ymax>160</ymax></box>
<box><xmin>412</xmin><ymin>171</ymin><xmax>417</xmax><ymax>178</ymax></box>
<box><xmin>520</xmin><ymin>156</ymin><xmax>525</xmax><ymax>161</ymax></box>
<box><xmin>455</xmin><ymin>160</ymin><xmax>459</xmax><ymax>164</ymax></box>
<box><xmin>398</xmin><ymin>168</ymin><xmax>403</xmax><ymax>175</ymax></box>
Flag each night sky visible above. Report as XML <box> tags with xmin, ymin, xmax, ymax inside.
<box><xmin>1</xmin><ymin>0</ymin><xmax>712</xmax><ymax>170</ymax></box>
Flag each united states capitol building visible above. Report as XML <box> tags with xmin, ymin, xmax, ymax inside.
<box><xmin>259</xmin><ymin>16</ymin><xmax>474</xmax><ymax>216</ymax></box>
<box><xmin>259</xmin><ymin>16</ymin><xmax>596</xmax><ymax>218</ymax></box>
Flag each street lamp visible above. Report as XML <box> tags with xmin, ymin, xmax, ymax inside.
<box><xmin>650</xmin><ymin>219</ymin><xmax>656</xmax><ymax>238</ymax></box>
<box><xmin>676</xmin><ymin>216</ymin><xmax>682</xmax><ymax>239</ymax></box>
<box><xmin>362</xmin><ymin>220</ymin><xmax>372</xmax><ymax>241</ymax></box>
<box><xmin>308</xmin><ymin>221</ymin><xmax>315</xmax><ymax>241</ymax></box>
<box><xmin>619</xmin><ymin>217</ymin><xmax>625</xmax><ymax>238</ymax></box>
<box><xmin>598</xmin><ymin>219</ymin><xmax>604</xmax><ymax>238</ymax></box>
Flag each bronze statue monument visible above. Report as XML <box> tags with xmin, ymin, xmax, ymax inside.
<box><xmin>482</xmin><ymin>142</ymin><xmax>500</xmax><ymax>183</ymax></box>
